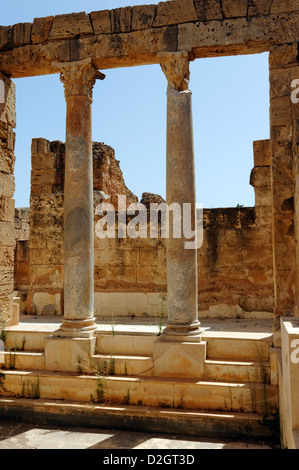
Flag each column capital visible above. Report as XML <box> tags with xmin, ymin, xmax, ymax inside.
<box><xmin>159</xmin><ymin>51</ymin><xmax>190</xmax><ymax>91</ymax></box>
<box><xmin>52</xmin><ymin>58</ymin><xmax>105</xmax><ymax>101</ymax></box>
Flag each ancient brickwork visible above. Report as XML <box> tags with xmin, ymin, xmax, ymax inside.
<box><xmin>14</xmin><ymin>208</ymin><xmax>30</xmax><ymax>297</ymax></box>
<box><xmin>0</xmin><ymin>72</ymin><xmax>16</xmax><ymax>324</ymax></box>
<box><xmin>0</xmin><ymin>1</ymin><xmax>299</xmax><ymax>78</ymax></box>
<box><xmin>268</xmin><ymin>44</ymin><xmax>299</xmax><ymax>336</ymax></box>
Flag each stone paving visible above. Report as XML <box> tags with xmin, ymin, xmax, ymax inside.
<box><xmin>0</xmin><ymin>419</ymin><xmax>279</xmax><ymax>449</ymax></box>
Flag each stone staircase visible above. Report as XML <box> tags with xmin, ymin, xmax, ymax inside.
<box><xmin>0</xmin><ymin>318</ymin><xmax>280</xmax><ymax>441</ymax></box>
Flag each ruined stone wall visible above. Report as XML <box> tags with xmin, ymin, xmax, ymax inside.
<box><xmin>14</xmin><ymin>208</ymin><xmax>30</xmax><ymax>299</ymax></box>
<box><xmin>23</xmin><ymin>137</ymin><xmax>274</xmax><ymax>318</ymax></box>
<box><xmin>0</xmin><ymin>72</ymin><xmax>16</xmax><ymax>324</ymax></box>
<box><xmin>269</xmin><ymin>44</ymin><xmax>299</xmax><ymax>341</ymax></box>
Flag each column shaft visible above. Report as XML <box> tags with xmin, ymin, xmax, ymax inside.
<box><xmin>160</xmin><ymin>52</ymin><xmax>202</xmax><ymax>341</ymax></box>
<box><xmin>63</xmin><ymin>95</ymin><xmax>94</xmax><ymax>330</ymax></box>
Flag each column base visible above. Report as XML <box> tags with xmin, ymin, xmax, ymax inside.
<box><xmin>44</xmin><ymin>335</ymin><xmax>96</xmax><ymax>373</ymax></box>
<box><xmin>54</xmin><ymin>317</ymin><xmax>97</xmax><ymax>339</ymax></box>
<box><xmin>153</xmin><ymin>338</ymin><xmax>206</xmax><ymax>379</ymax></box>
<box><xmin>161</xmin><ymin>321</ymin><xmax>203</xmax><ymax>343</ymax></box>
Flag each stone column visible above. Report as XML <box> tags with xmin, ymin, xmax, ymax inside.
<box><xmin>161</xmin><ymin>51</ymin><xmax>202</xmax><ymax>342</ymax></box>
<box><xmin>44</xmin><ymin>59</ymin><xmax>105</xmax><ymax>372</ymax></box>
<box><xmin>153</xmin><ymin>52</ymin><xmax>206</xmax><ymax>378</ymax></box>
<box><xmin>56</xmin><ymin>59</ymin><xmax>104</xmax><ymax>338</ymax></box>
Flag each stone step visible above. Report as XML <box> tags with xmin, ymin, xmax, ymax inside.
<box><xmin>204</xmin><ymin>331</ymin><xmax>272</xmax><ymax>361</ymax></box>
<box><xmin>0</xmin><ymin>370</ymin><xmax>279</xmax><ymax>415</ymax></box>
<box><xmin>95</xmin><ymin>331</ymin><xmax>271</xmax><ymax>361</ymax></box>
<box><xmin>5</xmin><ymin>329</ymin><xmax>51</xmax><ymax>352</ymax></box>
<box><xmin>0</xmin><ymin>398</ymin><xmax>279</xmax><ymax>441</ymax></box>
<box><xmin>92</xmin><ymin>354</ymin><xmax>154</xmax><ymax>377</ymax></box>
<box><xmin>204</xmin><ymin>359</ymin><xmax>270</xmax><ymax>384</ymax></box>
<box><xmin>95</xmin><ymin>332</ymin><xmax>157</xmax><ymax>357</ymax></box>
<box><xmin>2</xmin><ymin>351</ymin><xmax>45</xmax><ymax>371</ymax></box>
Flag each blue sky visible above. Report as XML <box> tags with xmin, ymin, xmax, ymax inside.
<box><xmin>2</xmin><ymin>1</ymin><xmax>270</xmax><ymax>209</ymax></box>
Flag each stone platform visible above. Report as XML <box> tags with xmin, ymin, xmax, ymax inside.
<box><xmin>0</xmin><ymin>316</ymin><xmax>279</xmax><ymax>442</ymax></box>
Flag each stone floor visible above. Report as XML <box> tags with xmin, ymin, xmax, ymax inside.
<box><xmin>12</xmin><ymin>314</ymin><xmax>274</xmax><ymax>336</ymax></box>
<box><xmin>0</xmin><ymin>419</ymin><xmax>279</xmax><ymax>449</ymax></box>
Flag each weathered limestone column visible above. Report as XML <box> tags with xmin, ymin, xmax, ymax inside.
<box><xmin>44</xmin><ymin>59</ymin><xmax>105</xmax><ymax>372</ymax></box>
<box><xmin>153</xmin><ymin>52</ymin><xmax>206</xmax><ymax>378</ymax></box>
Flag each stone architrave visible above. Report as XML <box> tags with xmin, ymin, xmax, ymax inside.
<box><xmin>153</xmin><ymin>52</ymin><xmax>206</xmax><ymax>379</ymax></box>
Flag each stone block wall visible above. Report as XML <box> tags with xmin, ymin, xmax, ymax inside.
<box><xmin>0</xmin><ymin>72</ymin><xmax>16</xmax><ymax>325</ymax></box>
<box><xmin>269</xmin><ymin>43</ymin><xmax>299</xmax><ymax>342</ymax></box>
<box><xmin>21</xmin><ymin>137</ymin><xmax>274</xmax><ymax>319</ymax></box>
<box><xmin>14</xmin><ymin>208</ymin><xmax>30</xmax><ymax>297</ymax></box>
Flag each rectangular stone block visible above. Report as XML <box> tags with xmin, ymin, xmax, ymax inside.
<box><xmin>48</xmin><ymin>12</ymin><xmax>93</xmax><ymax>40</ymax></box>
<box><xmin>0</xmin><ymin>26</ymin><xmax>13</xmax><ymax>51</ymax></box>
<box><xmin>193</xmin><ymin>0</ymin><xmax>222</xmax><ymax>21</ymax></box>
<box><xmin>153</xmin><ymin>0</ymin><xmax>198</xmax><ymax>27</ymax></box>
<box><xmin>269</xmin><ymin>68</ymin><xmax>290</xmax><ymax>99</ymax></box>
<box><xmin>270</xmin><ymin>96</ymin><xmax>292</xmax><ymax>127</ymax></box>
<box><xmin>269</xmin><ymin>44</ymin><xmax>298</xmax><ymax>69</ymax></box>
<box><xmin>222</xmin><ymin>0</ymin><xmax>248</xmax><ymax>18</ymax></box>
<box><xmin>0</xmin><ymin>245</ymin><xmax>14</xmax><ymax>268</ymax></box>
<box><xmin>0</xmin><ymin>74</ymin><xmax>16</xmax><ymax>128</ymax></box>
<box><xmin>131</xmin><ymin>4</ymin><xmax>156</xmax><ymax>31</ymax></box>
<box><xmin>253</xmin><ymin>140</ymin><xmax>270</xmax><ymax>167</ymax></box>
<box><xmin>31</xmin><ymin>16</ymin><xmax>54</xmax><ymax>44</ymax></box>
<box><xmin>0</xmin><ymin>221</ymin><xmax>15</xmax><ymax>247</ymax></box>
<box><xmin>44</xmin><ymin>336</ymin><xmax>96</xmax><ymax>373</ymax></box>
<box><xmin>0</xmin><ymin>196</ymin><xmax>15</xmax><ymax>222</ymax></box>
<box><xmin>13</xmin><ymin>23</ymin><xmax>32</xmax><ymax>47</ymax></box>
<box><xmin>31</xmin><ymin>138</ymin><xmax>51</xmax><ymax>156</ymax></box>
<box><xmin>90</xmin><ymin>10</ymin><xmax>111</xmax><ymax>35</ymax></box>
<box><xmin>111</xmin><ymin>7</ymin><xmax>132</xmax><ymax>33</ymax></box>
<box><xmin>271</xmin><ymin>0</ymin><xmax>299</xmax><ymax>13</ymax></box>
<box><xmin>31</xmin><ymin>153</ymin><xmax>57</xmax><ymax>170</ymax></box>
<box><xmin>248</xmin><ymin>0</ymin><xmax>272</xmax><ymax>16</ymax></box>
<box><xmin>153</xmin><ymin>340</ymin><xmax>206</xmax><ymax>378</ymax></box>
<box><xmin>31</xmin><ymin>169</ymin><xmax>57</xmax><ymax>186</ymax></box>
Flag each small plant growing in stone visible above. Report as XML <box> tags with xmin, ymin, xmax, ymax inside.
<box><xmin>109</xmin><ymin>348</ymin><xmax>115</xmax><ymax>375</ymax></box>
<box><xmin>157</xmin><ymin>290</ymin><xmax>166</xmax><ymax>336</ymax></box>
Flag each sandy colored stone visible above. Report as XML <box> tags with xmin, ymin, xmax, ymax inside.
<box><xmin>248</xmin><ymin>0</ymin><xmax>272</xmax><ymax>16</ymax></box>
<box><xmin>48</xmin><ymin>12</ymin><xmax>93</xmax><ymax>40</ymax></box>
<box><xmin>193</xmin><ymin>0</ymin><xmax>222</xmax><ymax>21</ymax></box>
<box><xmin>0</xmin><ymin>173</ymin><xmax>15</xmax><ymax>198</ymax></box>
<box><xmin>111</xmin><ymin>7</ymin><xmax>132</xmax><ymax>34</ymax></box>
<box><xmin>222</xmin><ymin>0</ymin><xmax>248</xmax><ymax>18</ymax></box>
<box><xmin>13</xmin><ymin>23</ymin><xmax>32</xmax><ymax>47</ymax></box>
<box><xmin>31</xmin><ymin>16</ymin><xmax>54</xmax><ymax>44</ymax></box>
<box><xmin>131</xmin><ymin>4</ymin><xmax>156</xmax><ymax>31</ymax></box>
<box><xmin>153</xmin><ymin>0</ymin><xmax>197</xmax><ymax>27</ymax></box>
<box><xmin>0</xmin><ymin>197</ymin><xmax>15</xmax><ymax>222</ymax></box>
<box><xmin>253</xmin><ymin>140</ymin><xmax>270</xmax><ymax>167</ymax></box>
<box><xmin>270</xmin><ymin>96</ymin><xmax>292</xmax><ymax>127</ymax></box>
<box><xmin>153</xmin><ymin>340</ymin><xmax>206</xmax><ymax>378</ymax></box>
<box><xmin>271</xmin><ymin>0</ymin><xmax>299</xmax><ymax>13</ymax></box>
<box><xmin>90</xmin><ymin>10</ymin><xmax>111</xmax><ymax>35</ymax></box>
<box><xmin>0</xmin><ymin>26</ymin><xmax>13</xmax><ymax>51</ymax></box>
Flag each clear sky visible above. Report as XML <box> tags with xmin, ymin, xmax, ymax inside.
<box><xmin>1</xmin><ymin>1</ymin><xmax>270</xmax><ymax>209</ymax></box>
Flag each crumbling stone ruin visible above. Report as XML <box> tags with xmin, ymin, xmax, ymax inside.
<box><xmin>1</xmin><ymin>0</ymin><xmax>299</xmax><ymax>449</ymax></box>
